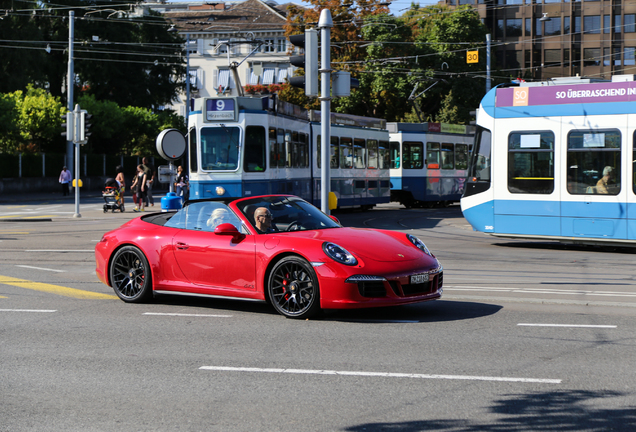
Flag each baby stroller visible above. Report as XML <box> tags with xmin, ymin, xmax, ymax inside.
<box><xmin>102</xmin><ymin>178</ymin><xmax>125</xmax><ymax>213</ymax></box>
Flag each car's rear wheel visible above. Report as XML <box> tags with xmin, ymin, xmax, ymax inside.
<box><xmin>268</xmin><ymin>256</ymin><xmax>320</xmax><ymax>319</ymax></box>
<box><xmin>109</xmin><ymin>246</ymin><xmax>152</xmax><ymax>302</ymax></box>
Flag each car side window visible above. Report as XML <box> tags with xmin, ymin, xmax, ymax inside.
<box><xmin>187</xmin><ymin>202</ymin><xmax>244</xmax><ymax>232</ymax></box>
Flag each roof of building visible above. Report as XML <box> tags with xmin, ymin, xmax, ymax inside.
<box><xmin>164</xmin><ymin>0</ymin><xmax>291</xmax><ymax>32</ymax></box>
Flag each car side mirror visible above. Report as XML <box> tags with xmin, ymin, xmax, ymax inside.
<box><xmin>329</xmin><ymin>215</ymin><xmax>340</xmax><ymax>225</ymax></box>
<box><xmin>214</xmin><ymin>223</ymin><xmax>244</xmax><ymax>241</ymax></box>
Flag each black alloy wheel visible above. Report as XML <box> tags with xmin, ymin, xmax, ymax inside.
<box><xmin>109</xmin><ymin>246</ymin><xmax>153</xmax><ymax>302</ymax></box>
<box><xmin>268</xmin><ymin>256</ymin><xmax>320</xmax><ymax>319</ymax></box>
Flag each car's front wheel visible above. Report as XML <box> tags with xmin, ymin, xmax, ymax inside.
<box><xmin>268</xmin><ymin>256</ymin><xmax>320</xmax><ymax>319</ymax></box>
<box><xmin>109</xmin><ymin>246</ymin><xmax>152</xmax><ymax>302</ymax></box>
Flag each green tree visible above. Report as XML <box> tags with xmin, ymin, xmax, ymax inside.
<box><xmin>17</xmin><ymin>85</ymin><xmax>66</xmax><ymax>153</ymax></box>
<box><xmin>0</xmin><ymin>92</ymin><xmax>23</xmax><ymax>153</ymax></box>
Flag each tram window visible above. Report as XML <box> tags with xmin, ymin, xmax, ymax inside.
<box><xmin>508</xmin><ymin>131</ymin><xmax>554</xmax><ymax>194</ymax></box>
<box><xmin>354</xmin><ymin>138</ymin><xmax>366</xmax><ymax>168</ymax></box>
<box><xmin>188</xmin><ymin>127</ymin><xmax>198</xmax><ymax>173</ymax></box>
<box><xmin>285</xmin><ymin>130</ymin><xmax>292</xmax><ymax>167</ymax></box>
<box><xmin>567</xmin><ymin>129</ymin><xmax>621</xmax><ymax>195</ymax></box>
<box><xmin>441</xmin><ymin>143</ymin><xmax>454</xmax><ymax>169</ymax></box>
<box><xmin>200</xmin><ymin>126</ymin><xmax>240</xmax><ymax>171</ymax></box>
<box><xmin>300</xmin><ymin>133</ymin><xmax>309</xmax><ymax>168</ymax></box>
<box><xmin>277</xmin><ymin>128</ymin><xmax>285</xmax><ymax>168</ymax></box>
<box><xmin>269</xmin><ymin>127</ymin><xmax>277</xmax><ymax>169</ymax></box>
<box><xmin>404</xmin><ymin>142</ymin><xmax>424</xmax><ymax>169</ymax></box>
<box><xmin>317</xmin><ymin>135</ymin><xmax>322</xmax><ymax>168</ymax></box>
<box><xmin>455</xmin><ymin>144</ymin><xmax>468</xmax><ymax>170</ymax></box>
<box><xmin>468</xmin><ymin>127</ymin><xmax>491</xmax><ymax>182</ymax></box>
<box><xmin>292</xmin><ymin>133</ymin><xmax>300</xmax><ymax>168</ymax></box>
<box><xmin>340</xmin><ymin>137</ymin><xmax>353</xmax><ymax>168</ymax></box>
<box><xmin>379</xmin><ymin>140</ymin><xmax>389</xmax><ymax>169</ymax></box>
<box><xmin>368</xmin><ymin>140</ymin><xmax>378</xmax><ymax>169</ymax></box>
<box><xmin>427</xmin><ymin>143</ymin><xmax>440</xmax><ymax>168</ymax></box>
<box><xmin>244</xmin><ymin>126</ymin><xmax>266</xmax><ymax>172</ymax></box>
<box><xmin>389</xmin><ymin>141</ymin><xmax>400</xmax><ymax>168</ymax></box>
<box><xmin>331</xmin><ymin>136</ymin><xmax>339</xmax><ymax>168</ymax></box>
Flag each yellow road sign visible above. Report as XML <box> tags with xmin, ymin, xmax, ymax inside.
<box><xmin>467</xmin><ymin>50</ymin><xmax>479</xmax><ymax>63</ymax></box>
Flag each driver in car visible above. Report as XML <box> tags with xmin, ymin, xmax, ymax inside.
<box><xmin>254</xmin><ymin>207</ymin><xmax>278</xmax><ymax>234</ymax></box>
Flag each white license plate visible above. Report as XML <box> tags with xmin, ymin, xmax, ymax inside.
<box><xmin>410</xmin><ymin>273</ymin><xmax>429</xmax><ymax>284</ymax></box>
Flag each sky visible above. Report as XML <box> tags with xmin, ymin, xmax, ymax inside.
<box><xmin>288</xmin><ymin>0</ymin><xmax>440</xmax><ymax>17</ymax></box>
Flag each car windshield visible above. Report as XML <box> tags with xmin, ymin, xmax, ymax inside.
<box><xmin>237</xmin><ymin>196</ymin><xmax>341</xmax><ymax>233</ymax></box>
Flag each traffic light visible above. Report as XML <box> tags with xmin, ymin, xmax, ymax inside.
<box><xmin>78</xmin><ymin>111</ymin><xmax>92</xmax><ymax>144</ymax></box>
<box><xmin>61</xmin><ymin>112</ymin><xmax>74</xmax><ymax>142</ymax></box>
<box><xmin>288</xmin><ymin>28</ymin><xmax>318</xmax><ymax>97</ymax></box>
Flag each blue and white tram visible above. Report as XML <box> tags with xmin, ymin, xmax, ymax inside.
<box><xmin>461</xmin><ymin>75</ymin><xmax>636</xmax><ymax>246</ymax></box>
<box><xmin>186</xmin><ymin>96</ymin><xmax>390</xmax><ymax>209</ymax></box>
<box><xmin>388</xmin><ymin>122</ymin><xmax>474</xmax><ymax>208</ymax></box>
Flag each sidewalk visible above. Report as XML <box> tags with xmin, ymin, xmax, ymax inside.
<box><xmin>0</xmin><ymin>191</ymin><xmax>104</xmax><ymax>204</ymax></box>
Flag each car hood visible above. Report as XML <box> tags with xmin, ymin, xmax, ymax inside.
<box><xmin>277</xmin><ymin>227</ymin><xmax>426</xmax><ymax>263</ymax></box>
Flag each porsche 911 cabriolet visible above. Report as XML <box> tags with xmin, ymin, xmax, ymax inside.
<box><xmin>95</xmin><ymin>195</ymin><xmax>443</xmax><ymax>319</ymax></box>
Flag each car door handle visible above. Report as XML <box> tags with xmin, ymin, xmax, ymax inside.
<box><xmin>176</xmin><ymin>242</ymin><xmax>189</xmax><ymax>250</ymax></box>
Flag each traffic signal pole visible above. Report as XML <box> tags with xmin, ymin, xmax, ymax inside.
<box><xmin>318</xmin><ymin>10</ymin><xmax>333</xmax><ymax>215</ymax></box>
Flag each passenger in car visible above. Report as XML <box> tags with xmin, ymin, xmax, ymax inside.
<box><xmin>206</xmin><ymin>208</ymin><xmax>234</xmax><ymax>231</ymax></box>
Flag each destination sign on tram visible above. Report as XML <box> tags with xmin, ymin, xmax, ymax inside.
<box><xmin>206</xmin><ymin>99</ymin><xmax>237</xmax><ymax>121</ymax></box>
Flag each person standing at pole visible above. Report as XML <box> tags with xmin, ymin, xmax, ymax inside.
<box><xmin>141</xmin><ymin>157</ymin><xmax>155</xmax><ymax>207</ymax></box>
<box><xmin>59</xmin><ymin>166</ymin><xmax>72</xmax><ymax>196</ymax></box>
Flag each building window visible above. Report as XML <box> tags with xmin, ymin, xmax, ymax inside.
<box><xmin>506</xmin><ymin>50</ymin><xmax>523</xmax><ymax>68</ymax></box>
<box><xmin>496</xmin><ymin>19</ymin><xmax>504</xmax><ymax>38</ymax></box>
<box><xmin>614</xmin><ymin>46</ymin><xmax>622</xmax><ymax>66</ymax></box>
<box><xmin>604</xmin><ymin>47</ymin><xmax>611</xmax><ymax>66</ymax></box>
<box><xmin>544</xmin><ymin>49</ymin><xmax>561</xmax><ymax>67</ymax></box>
<box><xmin>615</xmin><ymin>15</ymin><xmax>622</xmax><ymax>33</ymax></box>
<box><xmin>535</xmin><ymin>19</ymin><xmax>542</xmax><ymax>37</ymax></box>
<box><xmin>525</xmin><ymin>18</ymin><xmax>531</xmax><ymax>36</ymax></box>
<box><xmin>277</xmin><ymin>38</ymin><xmax>287</xmax><ymax>52</ymax></box>
<box><xmin>625</xmin><ymin>15</ymin><xmax>636</xmax><ymax>33</ymax></box>
<box><xmin>625</xmin><ymin>47</ymin><xmax>636</xmax><ymax>66</ymax></box>
<box><xmin>262</xmin><ymin>68</ymin><xmax>275</xmax><ymax>85</ymax></box>
<box><xmin>564</xmin><ymin>17</ymin><xmax>570</xmax><ymax>34</ymax></box>
<box><xmin>575</xmin><ymin>17</ymin><xmax>581</xmax><ymax>33</ymax></box>
<box><xmin>545</xmin><ymin>17</ymin><xmax>561</xmax><ymax>36</ymax></box>
<box><xmin>584</xmin><ymin>16</ymin><xmax>601</xmax><ymax>34</ymax></box>
<box><xmin>604</xmin><ymin>15</ymin><xmax>610</xmax><ymax>34</ymax></box>
<box><xmin>506</xmin><ymin>18</ymin><xmax>522</xmax><ymax>37</ymax></box>
<box><xmin>583</xmin><ymin>48</ymin><xmax>601</xmax><ymax>66</ymax></box>
<box><xmin>508</xmin><ymin>131</ymin><xmax>555</xmax><ymax>194</ymax></box>
<box><xmin>567</xmin><ymin>130</ymin><xmax>621</xmax><ymax>195</ymax></box>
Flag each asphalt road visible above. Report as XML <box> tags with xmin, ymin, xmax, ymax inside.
<box><xmin>1</xmin><ymin>196</ymin><xmax>635</xmax><ymax>431</ymax></box>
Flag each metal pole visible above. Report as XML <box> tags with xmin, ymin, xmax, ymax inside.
<box><xmin>186</xmin><ymin>33</ymin><xmax>191</xmax><ymax>126</ymax></box>
<box><xmin>66</xmin><ymin>11</ymin><xmax>74</xmax><ymax>172</ymax></box>
<box><xmin>319</xmin><ymin>9</ymin><xmax>333</xmax><ymax>215</ymax></box>
<box><xmin>73</xmin><ymin>104</ymin><xmax>81</xmax><ymax>218</ymax></box>
<box><xmin>486</xmin><ymin>33</ymin><xmax>491</xmax><ymax>93</ymax></box>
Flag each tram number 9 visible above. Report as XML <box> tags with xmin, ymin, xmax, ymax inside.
<box><xmin>216</xmin><ymin>100</ymin><xmax>226</xmax><ymax>111</ymax></box>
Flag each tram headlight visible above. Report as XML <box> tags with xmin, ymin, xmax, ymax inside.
<box><xmin>215</xmin><ymin>186</ymin><xmax>225</xmax><ymax>196</ymax></box>
<box><xmin>323</xmin><ymin>242</ymin><xmax>358</xmax><ymax>266</ymax></box>
<box><xmin>407</xmin><ymin>234</ymin><xmax>434</xmax><ymax>257</ymax></box>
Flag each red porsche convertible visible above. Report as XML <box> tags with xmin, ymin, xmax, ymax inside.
<box><xmin>95</xmin><ymin>195</ymin><xmax>443</xmax><ymax>319</ymax></box>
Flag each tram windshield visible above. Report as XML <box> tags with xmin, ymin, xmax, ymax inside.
<box><xmin>200</xmin><ymin>127</ymin><xmax>240</xmax><ymax>171</ymax></box>
<box><xmin>468</xmin><ymin>127</ymin><xmax>491</xmax><ymax>182</ymax></box>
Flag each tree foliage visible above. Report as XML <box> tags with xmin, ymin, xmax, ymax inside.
<box><xmin>283</xmin><ymin>3</ymin><xmax>488</xmax><ymax>124</ymax></box>
<box><xmin>0</xmin><ymin>0</ymin><xmax>185</xmax><ymax>110</ymax></box>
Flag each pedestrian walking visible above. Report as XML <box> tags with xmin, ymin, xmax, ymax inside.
<box><xmin>59</xmin><ymin>166</ymin><xmax>72</xmax><ymax>196</ymax></box>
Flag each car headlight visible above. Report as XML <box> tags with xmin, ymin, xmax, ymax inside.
<box><xmin>407</xmin><ymin>234</ymin><xmax>433</xmax><ymax>257</ymax></box>
<box><xmin>323</xmin><ymin>242</ymin><xmax>358</xmax><ymax>266</ymax></box>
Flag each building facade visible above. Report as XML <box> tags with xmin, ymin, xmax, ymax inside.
<box><xmin>447</xmin><ymin>0</ymin><xmax>636</xmax><ymax>81</ymax></box>
<box><xmin>148</xmin><ymin>0</ymin><xmax>297</xmax><ymax>117</ymax></box>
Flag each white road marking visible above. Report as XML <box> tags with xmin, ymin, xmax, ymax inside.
<box><xmin>199</xmin><ymin>366</ymin><xmax>561</xmax><ymax>384</ymax></box>
<box><xmin>0</xmin><ymin>309</ymin><xmax>57</xmax><ymax>313</ymax></box>
<box><xmin>25</xmin><ymin>250</ymin><xmax>94</xmax><ymax>252</ymax></box>
<box><xmin>143</xmin><ymin>312</ymin><xmax>232</xmax><ymax>318</ymax></box>
<box><xmin>16</xmin><ymin>265</ymin><xmax>66</xmax><ymax>273</ymax></box>
<box><xmin>445</xmin><ymin>285</ymin><xmax>636</xmax><ymax>298</ymax></box>
<box><xmin>518</xmin><ymin>323</ymin><xmax>617</xmax><ymax>328</ymax></box>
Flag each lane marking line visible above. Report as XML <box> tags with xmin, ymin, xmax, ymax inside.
<box><xmin>445</xmin><ymin>286</ymin><xmax>636</xmax><ymax>298</ymax></box>
<box><xmin>0</xmin><ymin>232</ymin><xmax>29</xmax><ymax>234</ymax></box>
<box><xmin>16</xmin><ymin>265</ymin><xmax>66</xmax><ymax>273</ymax></box>
<box><xmin>144</xmin><ymin>312</ymin><xmax>232</xmax><ymax>318</ymax></box>
<box><xmin>25</xmin><ymin>250</ymin><xmax>94</xmax><ymax>252</ymax></box>
<box><xmin>199</xmin><ymin>366</ymin><xmax>561</xmax><ymax>384</ymax></box>
<box><xmin>0</xmin><ymin>275</ymin><xmax>117</xmax><ymax>299</ymax></box>
<box><xmin>518</xmin><ymin>323</ymin><xmax>617</xmax><ymax>328</ymax></box>
<box><xmin>0</xmin><ymin>309</ymin><xmax>57</xmax><ymax>312</ymax></box>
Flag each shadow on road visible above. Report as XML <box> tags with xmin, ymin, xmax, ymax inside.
<box><xmin>324</xmin><ymin>300</ymin><xmax>502</xmax><ymax>323</ymax></box>
<box><xmin>493</xmin><ymin>241</ymin><xmax>636</xmax><ymax>255</ymax></box>
<box><xmin>149</xmin><ymin>295</ymin><xmax>501</xmax><ymax>323</ymax></box>
<box><xmin>345</xmin><ymin>390</ymin><xmax>635</xmax><ymax>431</ymax></box>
